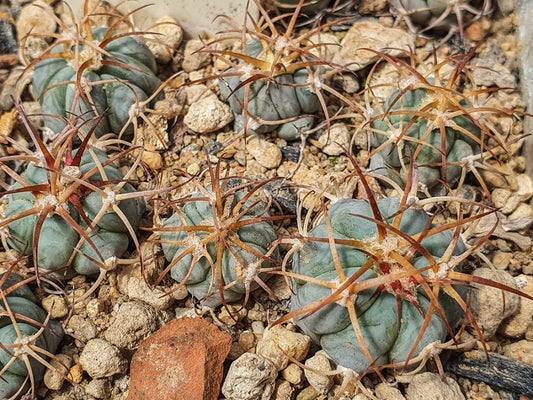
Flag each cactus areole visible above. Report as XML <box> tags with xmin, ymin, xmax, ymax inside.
<box><xmin>291</xmin><ymin>197</ymin><xmax>466</xmax><ymax>373</ymax></box>
<box><xmin>32</xmin><ymin>28</ymin><xmax>161</xmax><ymax>138</ymax></box>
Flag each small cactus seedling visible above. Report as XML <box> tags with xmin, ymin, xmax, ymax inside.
<box><xmin>363</xmin><ymin>48</ymin><xmax>520</xmax><ymax>197</ymax></box>
<box><xmin>390</xmin><ymin>0</ymin><xmax>491</xmax><ymax>42</ymax></box>
<box><xmin>0</xmin><ymin>103</ymin><xmax>148</xmax><ymax>280</ymax></box>
<box><xmin>27</xmin><ymin>0</ymin><xmax>162</xmax><ymax>139</ymax></box>
<box><xmin>0</xmin><ymin>270</ymin><xmax>63</xmax><ymax>399</ymax></box>
<box><xmin>275</xmin><ymin>159</ymin><xmax>532</xmax><ymax>376</ymax></box>
<box><xmin>198</xmin><ymin>0</ymin><xmax>360</xmax><ymax>140</ymax></box>
<box><xmin>150</xmin><ymin>159</ymin><xmax>284</xmax><ymax>309</ymax></box>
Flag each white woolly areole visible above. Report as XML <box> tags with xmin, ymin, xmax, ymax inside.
<box><xmin>184</xmin><ymin>233</ymin><xmax>205</xmax><ymax>259</ymax></box>
<box><xmin>332</xmin><ymin>278</ymin><xmax>357</xmax><ymax>307</ymax></box>
<box><xmin>420</xmin><ymin>340</ymin><xmax>442</xmax><ymax>358</ymax></box>
<box><xmin>36</xmin><ymin>194</ymin><xmax>60</xmax><ymax>209</ymax></box>
<box><xmin>238</xmin><ymin>63</ymin><xmax>255</xmax><ymax>82</ymax></box>
<box><xmin>69</xmin><ymin>41</ymin><xmax>104</xmax><ymax>72</ymax></box>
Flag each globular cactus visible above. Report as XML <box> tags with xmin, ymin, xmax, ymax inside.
<box><xmin>369</xmin><ymin>87</ymin><xmax>481</xmax><ymax>195</ymax></box>
<box><xmin>364</xmin><ymin>49</ymin><xmax>519</xmax><ymax>197</ymax></box>
<box><xmin>154</xmin><ymin>162</ymin><xmax>282</xmax><ymax>307</ymax></box>
<box><xmin>0</xmin><ymin>104</ymin><xmax>146</xmax><ymax>277</ymax></box>
<box><xmin>201</xmin><ymin>0</ymin><xmax>357</xmax><ymax>140</ymax></box>
<box><xmin>218</xmin><ymin>39</ymin><xmax>321</xmax><ymax>140</ymax></box>
<box><xmin>287</xmin><ymin>196</ymin><xmax>469</xmax><ymax>373</ymax></box>
<box><xmin>30</xmin><ymin>3</ymin><xmax>162</xmax><ymax>139</ymax></box>
<box><xmin>0</xmin><ymin>272</ymin><xmax>63</xmax><ymax>399</ymax></box>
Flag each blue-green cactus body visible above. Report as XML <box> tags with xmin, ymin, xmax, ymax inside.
<box><xmin>4</xmin><ymin>149</ymin><xmax>145</xmax><ymax>276</ymax></box>
<box><xmin>390</xmin><ymin>0</ymin><xmax>452</xmax><ymax>29</ymax></box>
<box><xmin>160</xmin><ymin>191</ymin><xmax>279</xmax><ymax>306</ymax></box>
<box><xmin>218</xmin><ymin>40</ymin><xmax>320</xmax><ymax>140</ymax></box>
<box><xmin>0</xmin><ymin>273</ymin><xmax>63</xmax><ymax>398</ymax></box>
<box><xmin>33</xmin><ymin>28</ymin><xmax>161</xmax><ymax>138</ymax></box>
<box><xmin>292</xmin><ymin>197</ymin><xmax>466</xmax><ymax>372</ymax></box>
<box><xmin>370</xmin><ymin>88</ymin><xmax>480</xmax><ymax>194</ymax></box>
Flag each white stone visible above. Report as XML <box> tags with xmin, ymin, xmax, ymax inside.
<box><xmin>247</xmin><ymin>136</ymin><xmax>283</xmax><ymax>169</ymax></box>
<box><xmin>16</xmin><ymin>1</ymin><xmax>56</xmax><ymax>38</ymax></box>
<box><xmin>144</xmin><ymin>16</ymin><xmax>183</xmax><ymax>63</ymax></box>
<box><xmin>406</xmin><ymin>372</ymin><xmax>465</xmax><ymax>400</ymax></box>
<box><xmin>126</xmin><ymin>276</ymin><xmax>175</xmax><ymax>310</ymax></box>
<box><xmin>182</xmin><ymin>39</ymin><xmax>211</xmax><ymax>72</ymax></box>
<box><xmin>332</xmin><ymin>21</ymin><xmax>415</xmax><ymax>71</ymax></box>
<box><xmin>304</xmin><ymin>350</ymin><xmax>334</xmax><ymax>395</ymax></box>
<box><xmin>256</xmin><ymin>325</ymin><xmax>311</xmax><ymax>370</ymax></box>
<box><xmin>316</xmin><ymin>123</ymin><xmax>351</xmax><ymax>156</ymax></box>
<box><xmin>79</xmin><ymin>339</ymin><xmax>128</xmax><ymax>378</ymax></box>
<box><xmin>500</xmin><ymin>275</ymin><xmax>533</xmax><ymax>338</ymax></box>
<box><xmin>469</xmin><ymin>268</ymin><xmax>521</xmax><ymax>339</ymax></box>
<box><xmin>104</xmin><ymin>301</ymin><xmax>161</xmax><ymax>350</ymax></box>
<box><xmin>184</xmin><ymin>97</ymin><xmax>233</xmax><ymax>133</ymax></box>
<box><xmin>503</xmin><ymin>340</ymin><xmax>533</xmax><ymax>365</ymax></box>
<box><xmin>43</xmin><ymin>354</ymin><xmax>73</xmax><ymax>391</ymax></box>
<box><xmin>222</xmin><ymin>353</ymin><xmax>278</xmax><ymax>400</ymax></box>
<box><xmin>375</xmin><ymin>383</ymin><xmax>405</xmax><ymax>400</ymax></box>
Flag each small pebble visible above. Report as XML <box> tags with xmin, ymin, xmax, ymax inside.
<box><xmin>296</xmin><ymin>386</ymin><xmax>321</xmax><ymax>400</ymax></box>
<box><xmin>282</xmin><ymin>363</ymin><xmax>303</xmax><ymax>385</ymax></box>
<box><xmin>247</xmin><ymin>136</ymin><xmax>283</xmax><ymax>169</ymax></box>
<box><xmin>375</xmin><ymin>383</ymin><xmax>405</xmax><ymax>400</ymax></box>
<box><xmin>41</xmin><ymin>295</ymin><xmax>69</xmax><ymax>319</ymax></box>
<box><xmin>79</xmin><ymin>339</ymin><xmax>128</xmax><ymax>378</ymax></box>
<box><xmin>274</xmin><ymin>380</ymin><xmax>294</xmax><ymax>400</ymax></box>
<box><xmin>406</xmin><ymin>372</ymin><xmax>465</xmax><ymax>400</ymax></box>
<box><xmin>256</xmin><ymin>325</ymin><xmax>311</xmax><ymax>370</ymax></box>
<box><xmin>503</xmin><ymin>340</ymin><xmax>533</xmax><ymax>365</ymax></box>
<box><xmin>304</xmin><ymin>351</ymin><xmax>334</xmax><ymax>395</ymax></box>
<box><xmin>126</xmin><ymin>276</ymin><xmax>175</xmax><ymax>310</ymax></box>
<box><xmin>43</xmin><ymin>354</ymin><xmax>73</xmax><ymax>391</ymax></box>
<box><xmin>469</xmin><ymin>268</ymin><xmax>520</xmax><ymax>339</ymax></box>
<box><xmin>222</xmin><ymin>353</ymin><xmax>278</xmax><ymax>400</ymax></box>
<box><xmin>184</xmin><ymin>96</ymin><xmax>233</xmax><ymax>133</ymax></box>
<box><xmin>69</xmin><ymin>364</ymin><xmax>84</xmax><ymax>384</ymax></box>
<box><xmin>104</xmin><ymin>301</ymin><xmax>161</xmax><ymax>351</ymax></box>
<box><xmin>316</xmin><ymin>123</ymin><xmax>351</xmax><ymax>156</ymax></box>
<box><xmin>144</xmin><ymin>16</ymin><xmax>183</xmax><ymax>63</ymax></box>
<box><xmin>85</xmin><ymin>378</ymin><xmax>112</xmax><ymax>399</ymax></box>
<box><xmin>182</xmin><ymin>39</ymin><xmax>211</xmax><ymax>72</ymax></box>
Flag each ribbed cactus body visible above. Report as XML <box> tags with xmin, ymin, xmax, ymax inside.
<box><xmin>32</xmin><ymin>28</ymin><xmax>161</xmax><ymax>138</ymax></box>
<box><xmin>370</xmin><ymin>88</ymin><xmax>480</xmax><ymax>194</ymax></box>
<box><xmin>4</xmin><ymin>148</ymin><xmax>144</xmax><ymax>276</ymax></box>
<box><xmin>0</xmin><ymin>273</ymin><xmax>63</xmax><ymax>398</ymax></box>
<box><xmin>218</xmin><ymin>40</ymin><xmax>320</xmax><ymax>140</ymax></box>
<box><xmin>160</xmin><ymin>190</ymin><xmax>279</xmax><ymax>306</ymax></box>
<box><xmin>292</xmin><ymin>197</ymin><xmax>466</xmax><ymax>372</ymax></box>
<box><xmin>390</xmin><ymin>0</ymin><xmax>452</xmax><ymax>29</ymax></box>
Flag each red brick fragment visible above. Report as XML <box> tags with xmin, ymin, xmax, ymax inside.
<box><xmin>127</xmin><ymin>317</ymin><xmax>232</xmax><ymax>400</ymax></box>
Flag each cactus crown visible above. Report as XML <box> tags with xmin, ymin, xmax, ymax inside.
<box><xmin>276</xmin><ymin>157</ymin><xmax>532</xmax><ymax>377</ymax></box>
<box><xmin>150</xmin><ymin>158</ymin><xmax>285</xmax><ymax>313</ymax></box>
<box><xmin>363</xmin><ymin>47</ymin><xmax>522</xmax><ymax>197</ymax></box>
<box><xmin>192</xmin><ymin>0</ymin><xmax>361</xmax><ymax>138</ymax></box>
